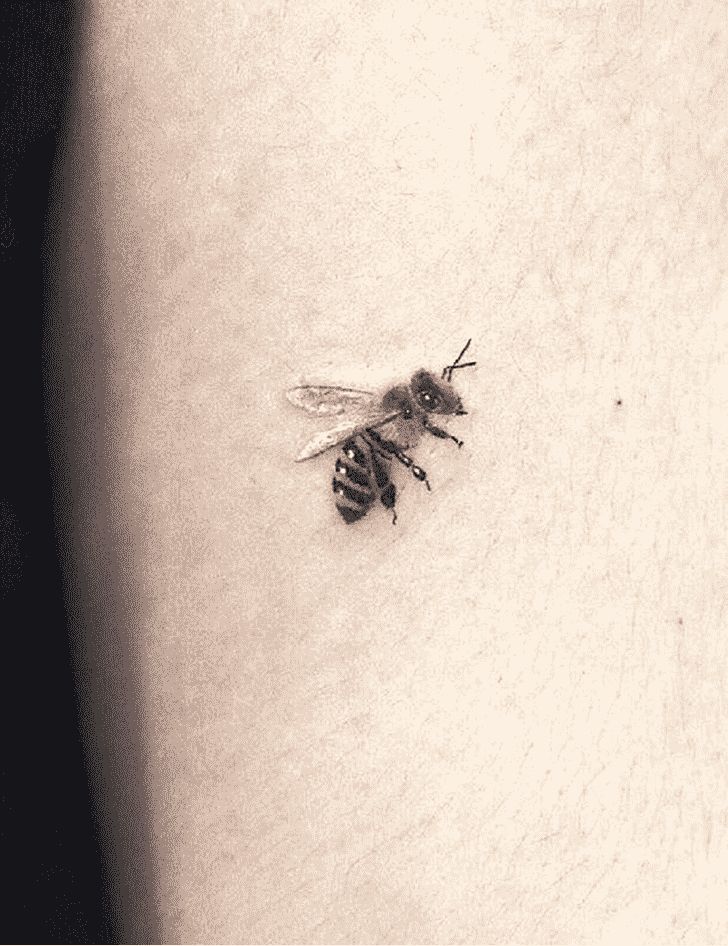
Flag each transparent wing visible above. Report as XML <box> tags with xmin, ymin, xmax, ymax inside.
<box><xmin>286</xmin><ymin>385</ymin><xmax>377</xmax><ymax>417</ymax></box>
<box><xmin>295</xmin><ymin>418</ymin><xmax>366</xmax><ymax>461</ymax></box>
<box><xmin>295</xmin><ymin>410</ymin><xmax>402</xmax><ymax>462</ymax></box>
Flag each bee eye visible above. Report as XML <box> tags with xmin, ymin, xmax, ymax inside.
<box><xmin>419</xmin><ymin>389</ymin><xmax>440</xmax><ymax>409</ymax></box>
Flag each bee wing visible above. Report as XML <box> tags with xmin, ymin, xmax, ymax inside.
<box><xmin>286</xmin><ymin>385</ymin><xmax>377</xmax><ymax>417</ymax></box>
<box><xmin>295</xmin><ymin>418</ymin><xmax>366</xmax><ymax>461</ymax></box>
<box><xmin>294</xmin><ymin>409</ymin><xmax>402</xmax><ymax>462</ymax></box>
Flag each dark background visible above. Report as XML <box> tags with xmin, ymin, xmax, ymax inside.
<box><xmin>1</xmin><ymin>2</ymin><xmax>113</xmax><ymax>940</ymax></box>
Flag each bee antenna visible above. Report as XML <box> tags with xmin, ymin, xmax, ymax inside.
<box><xmin>442</xmin><ymin>338</ymin><xmax>476</xmax><ymax>383</ymax></box>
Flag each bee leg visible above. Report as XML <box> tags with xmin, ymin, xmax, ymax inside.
<box><xmin>424</xmin><ymin>418</ymin><xmax>464</xmax><ymax>449</ymax></box>
<box><xmin>411</xmin><ymin>463</ymin><xmax>432</xmax><ymax>492</ymax></box>
<box><xmin>366</xmin><ymin>438</ymin><xmax>399</xmax><ymax>524</ymax></box>
<box><xmin>380</xmin><ymin>483</ymin><xmax>397</xmax><ymax>525</ymax></box>
<box><xmin>365</xmin><ymin>433</ymin><xmax>431</xmax><ymax>492</ymax></box>
<box><xmin>394</xmin><ymin>451</ymin><xmax>431</xmax><ymax>492</ymax></box>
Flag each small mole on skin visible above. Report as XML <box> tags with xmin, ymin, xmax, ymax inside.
<box><xmin>616</xmin><ymin>399</ymin><xmax>623</xmax><ymax>407</ymax></box>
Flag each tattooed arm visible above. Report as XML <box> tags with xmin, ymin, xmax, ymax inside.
<box><xmin>51</xmin><ymin>1</ymin><xmax>728</xmax><ymax>941</ymax></box>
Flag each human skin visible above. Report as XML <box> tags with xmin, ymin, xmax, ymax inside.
<box><xmin>52</xmin><ymin>1</ymin><xmax>728</xmax><ymax>942</ymax></box>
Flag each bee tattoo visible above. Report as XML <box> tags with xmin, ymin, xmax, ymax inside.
<box><xmin>286</xmin><ymin>339</ymin><xmax>476</xmax><ymax>524</ymax></box>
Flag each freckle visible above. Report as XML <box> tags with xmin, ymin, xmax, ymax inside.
<box><xmin>678</xmin><ymin>617</ymin><xmax>683</xmax><ymax>625</ymax></box>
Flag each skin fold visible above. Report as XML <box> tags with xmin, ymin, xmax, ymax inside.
<box><xmin>52</xmin><ymin>1</ymin><xmax>728</xmax><ymax>942</ymax></box>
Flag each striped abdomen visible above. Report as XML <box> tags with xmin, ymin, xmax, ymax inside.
<box><xmin>332</xmin><ymin>435</ymin><xmax>396</xmax><ymax>524</ymax></box>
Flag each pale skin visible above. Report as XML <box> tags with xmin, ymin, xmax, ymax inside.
<box><xmin>52</xmin><ymin>1</ymin><xmax>728</xmax><ymax>942</ymax></box>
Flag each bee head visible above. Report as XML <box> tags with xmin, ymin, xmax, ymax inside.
<box><xmin>410</xmin><ymin>370</ymin><xmax>466</xmax><ymax>415</ymax></box>
<box><xmin>409</xmin><ymin>340</ymin><xmax>475</xmax><ymax>415</ymax></box>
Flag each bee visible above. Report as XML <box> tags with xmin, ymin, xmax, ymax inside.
<box><xmin>286</xmin><ymin>339</ymin><xmax>476</xmax><ymax>524</ymax></box>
